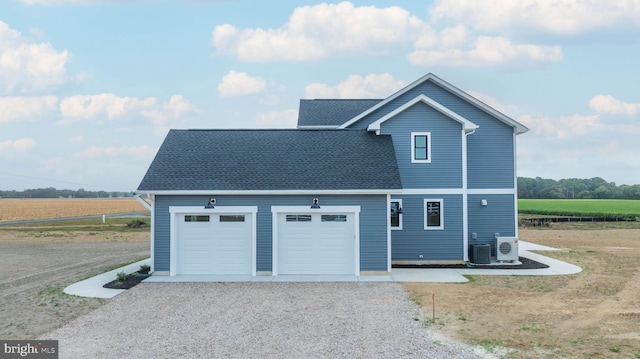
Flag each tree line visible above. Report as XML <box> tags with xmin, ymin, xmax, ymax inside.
<box><xmin>518</xmin><ymin>177</ymin><xmax>640</xmax><ymax>200</ymax></box>
<box><xmin>0</xmin><ymin>187</ymin><xmax>133</xmax><ymax>199</ymax></box>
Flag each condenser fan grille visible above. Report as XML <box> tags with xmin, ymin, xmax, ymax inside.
<box><xmin>499</xmin><ymin>242</ymin><xmax>512</xmax><ymax>255</ymax></box>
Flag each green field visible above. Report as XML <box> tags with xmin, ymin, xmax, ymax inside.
<box><xmin>518</xmin><ymin>199</ymin><xmax>640</xmax><ymax>220</ymax></box>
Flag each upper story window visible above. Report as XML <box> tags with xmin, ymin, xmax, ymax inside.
<box><xmin>424</xmin><ymin>199</ymin><xmax>443</xmax><ymax>230</ymax></box>
<box><xmin>390</xmin><ymin>200</ymin><xmax>402</xmax><ymax>230</ymax></box>
<box><xmin>411</xmin><ymin>132</ymin><xmax>431</xmax><ymax>163</ymax></box>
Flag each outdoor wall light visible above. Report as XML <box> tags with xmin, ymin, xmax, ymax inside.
<box><xmin>205</xmin><ymin>198</ymin><xmax>216</xmax><ymax>209</ymax></box>
<box><xmin>480</xmin><ymin>199</ymin><xmax>488</xmax><ymax>207</ymax></box>
<box><xmin>311</xmin><ymin>198</ymin><xmax>320</xmax><ymax>209</ymax></box>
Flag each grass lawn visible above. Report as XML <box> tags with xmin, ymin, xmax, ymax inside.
<box><xmin>518</xmin><ymin>199</ymin><xmax>640</xmax><ymax>220</ymax></box>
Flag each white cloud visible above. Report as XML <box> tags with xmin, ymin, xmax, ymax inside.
<box><xmin>212</xmin><ymin>2</ymin><xmax>425</xmax><ymax>62</ymax></box>
<box><xmin>0</xmin><ymin>21</ymin><xmax>74</xmax><ymax>93</ymax></box>
<box><xmin>217</xmin><ymin>70</ymin><xmax>266</xmax><ymax>98</ymax></box>
<box><xmin>254</xmin><ymin>109</ymin><xmax>298</xmax><ymax>128</ymax></box>
<box><xmin>0</xmin><ymin>138</ymin><xmax>36</xmax><ymax>153</ymax></box>
<box><xmin>467</xmin><ymin>91</ymin><xmax>519</xmax><ymax>117</ymax></box>
<box><xmin>305</xmin><ymin>73</ymin><xmax>407</xmax><ymax>99</ymax></box>
<box><xmin>518</xmin><ymin>114</ymin><xmax>601</xmax><ymax>139</ymax></box>
<box><xmin>59</xmin><ymin>93</ymin><xmax>156</xmax><ymax>123</ymax></box>
<box><xmin>0</xmin><ymin>95</ymin><xmax>58</xmax><ymax>123</ymax></box>
<box><xmin>589</xmin><ymin>95</ymin><xmax>640</xmax><ymax>117</ymax></box>
<box><xmin>408</xmin><ymin>34</ymin><xmax>563</xmax><ymax>67</ymax></box>
<box><xmin>68</xmin><ymin>135</ymin><xmax>83</xmax><ymax>144</ymax></box>
<box><xmin>141</xmin><ymin>95</ymin><xmax>200</xmax><ymax>134</ymax></box>
<box><xmin>429</xmin><ymin>0</ymin><xmax>640</xmax><ymax>35</ymax></box>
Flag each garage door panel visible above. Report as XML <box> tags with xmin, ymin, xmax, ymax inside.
<box><xmin>277</xmin><ymin>212</ymin><xmax>355</xmax><ymax>275</ymax></box>
<box><xmin>176</xmin><ymin>212</ymin><xmax>253</xmax><ymax>275</ymax></box>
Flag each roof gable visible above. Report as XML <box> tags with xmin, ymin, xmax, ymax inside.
<box><xmin>137</xmin><ymin>129</ymin><xmax>401</xmax><ymax>192</ymax></box>
<box><xmin>297</xmin><ymin>99</ymin><xmax>382</xmax><ymax>128</ymax></box>
<box><xmin>338</xmin><ymin>73</ymin><xmax>528</xmax><ymax>134</ymax></box>
<box><xmin>366</xmin><ymin>94</ymin><xmax>478</xmax><ymax>134</ymax></box>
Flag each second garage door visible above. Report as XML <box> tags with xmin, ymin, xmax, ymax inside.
<box><xmin>276</xmin><ymin>212</ymin><xmax>356</xmax><ymax>275</ymax></box>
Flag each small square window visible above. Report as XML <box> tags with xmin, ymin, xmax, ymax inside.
<box><xmin>411</xmin><ymin>132</ymin><xmax>431</xmax><ymax>163</ymax></box>
<box><xmin>424</xmin><ymin>199</ymin><xmax>443</xmax><ymax>230</ymax></box>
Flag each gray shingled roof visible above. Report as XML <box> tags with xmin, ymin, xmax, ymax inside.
<box><xmin>297</xmin><ymin>99</ymin><xmax>382</xmax><ymax>127</ymax></box>
<box><xmin>137</xmin><ymin>129</ymin><xmax>401</xmax><ymax>191</ymax></box>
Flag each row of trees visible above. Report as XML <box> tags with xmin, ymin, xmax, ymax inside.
<box><xmin>518</xmin><ymin>177</ymin><xmax>640</xmax><ymax>200</ymax></box>
<box><xmin>0</xmin><ymin>187</ymin><xmax>133</xmax><ymax>198</ymax></box>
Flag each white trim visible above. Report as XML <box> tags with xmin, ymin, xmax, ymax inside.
<box><xmin>367</xmin><ymin>94</ymin><xmax>479</xmax><ymax>134</ymax></box>
<box><xmin>386</xmin><ymin>194</ymin><xmax>392</xmax><ymax>272</ymax></box>
<box><xmin>411</xmin><ymin>132</ymin><xmax>432</xmax><ymax>164</ymax></box>
<box><xmin>390</xmin><ymin>198</ymin><xmax>403</xmax><ymax>230</ymax></box>
<box><xmin>339</xmin><ymin>73</ymin><xmax>528</xmax><ymax>134</ymax></box>
<box><xmin>134</xmin><ymin>194</ymin><xmax>152</xmax><ymax>211</ymax></box>
<box><xmin>462</xmin><ymin>130</ymin><xmax>469</xmax><ymax>262</ymax></box>
<box><xmin>168</xmin><ymin>205</ymin><xmax>258</xmax><ymax>276</ymax></box>
<box><xmin>150</xmin><ymin>194</ymin><xmax>155</xmax><ymax>273</ymax></box>
<box><xmin>513</xmin><ymin>131</ymin><xmax>519</xmax><ymax>239</ymax></box>
<box><xmin>271</xmin><ymin>205</ymin><xmax>361</xmax><ymax>276</ymax></box>
<box><xmin>402</xmin><ymin>188</ymin><xmax>463</xmax><ymax>195</ymax></box>
<box><xmin>424</xmin><ymin>199</ymin><xmax>444</xmax><ymax>230</ymax></box>
<box><xmin>296</xmin><ymin>125</ymin><xmax>340</xmax><ymax>129</ymax></box>
<box><xmin>467</xmin><ymin>188</ymin><xmax>516</xmax><ymax>195</ymax></box>
<box><xmin>136</xmin><ymin>189</ymin><xmax>401</xmax><ymax>196</ymax></box>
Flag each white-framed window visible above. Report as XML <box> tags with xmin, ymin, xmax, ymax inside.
<box><xmin>424</xmin><ymin>199</ymin><xmax>443</xmax><ymax>230</ymax></box>
<box><xmin>411</xmin><ymin>132</ymin><xmax>431</xmax><ymax>163</ymax></box>
<box><xmin>390</xmin><ymin>199</ymin><xmax>403</xmax><ymax>230</ymax></box>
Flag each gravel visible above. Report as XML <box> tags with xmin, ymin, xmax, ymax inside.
<box><xmin>41</xmin><ymin>282</ymin><xmax>490</xmax><ymax>358</ymax></box>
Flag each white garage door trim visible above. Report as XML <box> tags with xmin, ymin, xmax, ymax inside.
<box><xmin>169</xmin><ymin>206</ymin><xmax>258</xmax><ymax>276</ymax></box>
<box><xmin>271</xmin><ymin>205</ymin><xmax>361</xmax><ymax>276</ymax></box>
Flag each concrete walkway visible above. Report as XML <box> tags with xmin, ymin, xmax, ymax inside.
<box><xmin>65</xmin><ymin>240</ymin><xmax>581</xmax><ymax>298</ymax></box>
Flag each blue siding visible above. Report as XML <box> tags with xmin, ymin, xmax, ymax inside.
<box><xmin>379</xmin><ymin>102</ymin><xmax>463</xmax><ymax>188</ymax></box>
<box><xmin>347</xmin><ymin>79</ymin><xmax>515</xmax><ymax>189</ymax></box>
<box><xmin>467</xmin><ymin>194</ymin><xmax>516</xmax><ymax>256</ymax></box>
<box><xmin>153</xmin><ymin>194</ymin><xmax>388</xmax><ymax>272</ymax></box>
<box><xmin>390</xmin><ymin>194</ymin><xmax>464</xmax><ymax>261</ymax></box>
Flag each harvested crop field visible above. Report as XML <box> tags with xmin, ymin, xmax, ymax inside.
<box><xmin>404</xmin><ymin>222</ymin><xmax>640</xmax><ymax>359</ymax></box>
<box><xmin>0</xmin><ymin>198</ymin><xmax>148</xmax><ymax>222</ymax></box>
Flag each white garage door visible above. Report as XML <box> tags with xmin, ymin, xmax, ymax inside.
<box><xmin>177</xmin><ymin>213</ymin><xmax>253</xmax><ymax>275</ymax></box>
<box><xmin>277</xmin><ymin>213</ymin><xmax>355</xmax><ymax>275</ymax></box>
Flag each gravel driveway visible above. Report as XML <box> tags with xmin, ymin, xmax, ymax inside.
<box><xmin>41</xmin><ymin>282</ymin><xmax>484</xmax><ymax>358</ymax></box>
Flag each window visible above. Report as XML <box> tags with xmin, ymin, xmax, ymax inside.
<box><xmin>184</xmin><ymin>215</ymin><xmax>210</xmax><ymax>222</ymax></box>
<box><xmin>411</xmin><ymin>132</ymin><xmax>431</xmax><ymax>163</ymax></box>
<box><xmin>286</xmin><ymin>215</ymin><xmax>312</xmax><ymax>222</ymax></box>
<box><xmin>390</xmin><ymin>200</ymin><xmax>402</xmax><ymax>230</ymax></box>
<box><xmin>321</xmin><ymin>214</ymin><xmax>347</xmax><ymax>222</ymax></box>
<box><xmin>220</xmin><ymin>215</ymin><xmax>245</xmax><ymax>222</ymax></box>
<box><xmin>424</xmin><ymin>199</ymin><xmax>443</xmax><ymax>230</ymax></box>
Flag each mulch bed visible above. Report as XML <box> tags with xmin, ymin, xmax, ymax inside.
<box><xmin>103</xmin><ymin>272</ymin><xmax>150</xmax><ymax>290</ymax></box>
<box><xmin>393</xmin><ymin>257</ymin><xmax>549</xmax><ymax>270</ymax></box>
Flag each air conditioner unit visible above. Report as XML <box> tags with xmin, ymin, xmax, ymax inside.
<box><xmin>496</xmin><ymin>237</ymin><xmax>518</xmax><ymax>262</ymax></box>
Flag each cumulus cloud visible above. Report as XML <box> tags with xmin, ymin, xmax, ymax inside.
<box><xmin>429</xmin><ymin>0</ymin><xmax>640</xmax><ymax>35</ymax></box>
<box><xmin>518</xmin><ymin>114</ymin><xmax>601</xmax><ymax>139</ymax></box>
<box><xmin>68</xmin><ymin>135</ymin><xmax>84</xmax><ymax>144</ymax></box>
<box><xmin>408</xmin><ymin>33</ymin><xmax>563</xmax><ymax>67</ymax></box>
<box><xmin>305</xmin><ymin>73</ymin><xmax>407</xmax><ymax>99</ymax></box>
<box><xmin>0</xmin><ymin>95</ymin><xmax>58</xmax><ymax>123</ymax></box>
<box><xmin>254</xmin><ymin>109</ymin><xmax>298</xmax><ymax>128</ymax></box>
<box><xmin>589</xmin><ymin>95</ymin><xmax>640</xmax><ymax>117</ymax></box>
<box><xmin>217</xmin><ymin>70</ymin><xmax>266</xmax><ymax>97</ymax></box>
<box><xmin>59</xmin><ymin>93</ymin><xmax>156</xmax><ymax>123</ymax></box>
<box><xmin>0</xmin><ymin>138</ymin><xmax>36</xmax><ymax>153</ymax></box>
<box><xmin>0</xmin><ymin>21</ymin><xmax>74</xmax><ymax>93</ymax></box>
<box><xmin>212</xmin><ymin>2</ymin><xmax>425</xmax><ymax>62</ymax></box>
<box><xmin>212</xmin><ymin>2</ymin><xmax>564</xmax><ymax>68</ymax></box>
<box><xmin>141</xmin><ymin>95</ymin><xmax>200</xmax><ymax>134</ymax></box>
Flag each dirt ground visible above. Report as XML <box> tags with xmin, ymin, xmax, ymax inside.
<box><xmin>2</xmin><ymin>221</ymin><xmax>639</xmax><ymax>359</ymax></box>
<box><xmin>405</xmin><ymin>223</ymin><xmax>640</xmax><ymax>359</ymax></box>
<box><xmin>0</xmin><ymin>230</ymin><xmax>149</xmax><ymax>339</ymax></box>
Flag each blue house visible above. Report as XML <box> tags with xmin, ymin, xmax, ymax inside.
<box><xmin>136</xmin><ymin>73</ymin><xmax>528</xmax><ymax>276</ymax></box>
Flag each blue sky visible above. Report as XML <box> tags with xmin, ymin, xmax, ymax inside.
<box><xmin>1</xmin><ymin>0</ymin><xmax>639</xmax><ymax>191</ymax></box>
